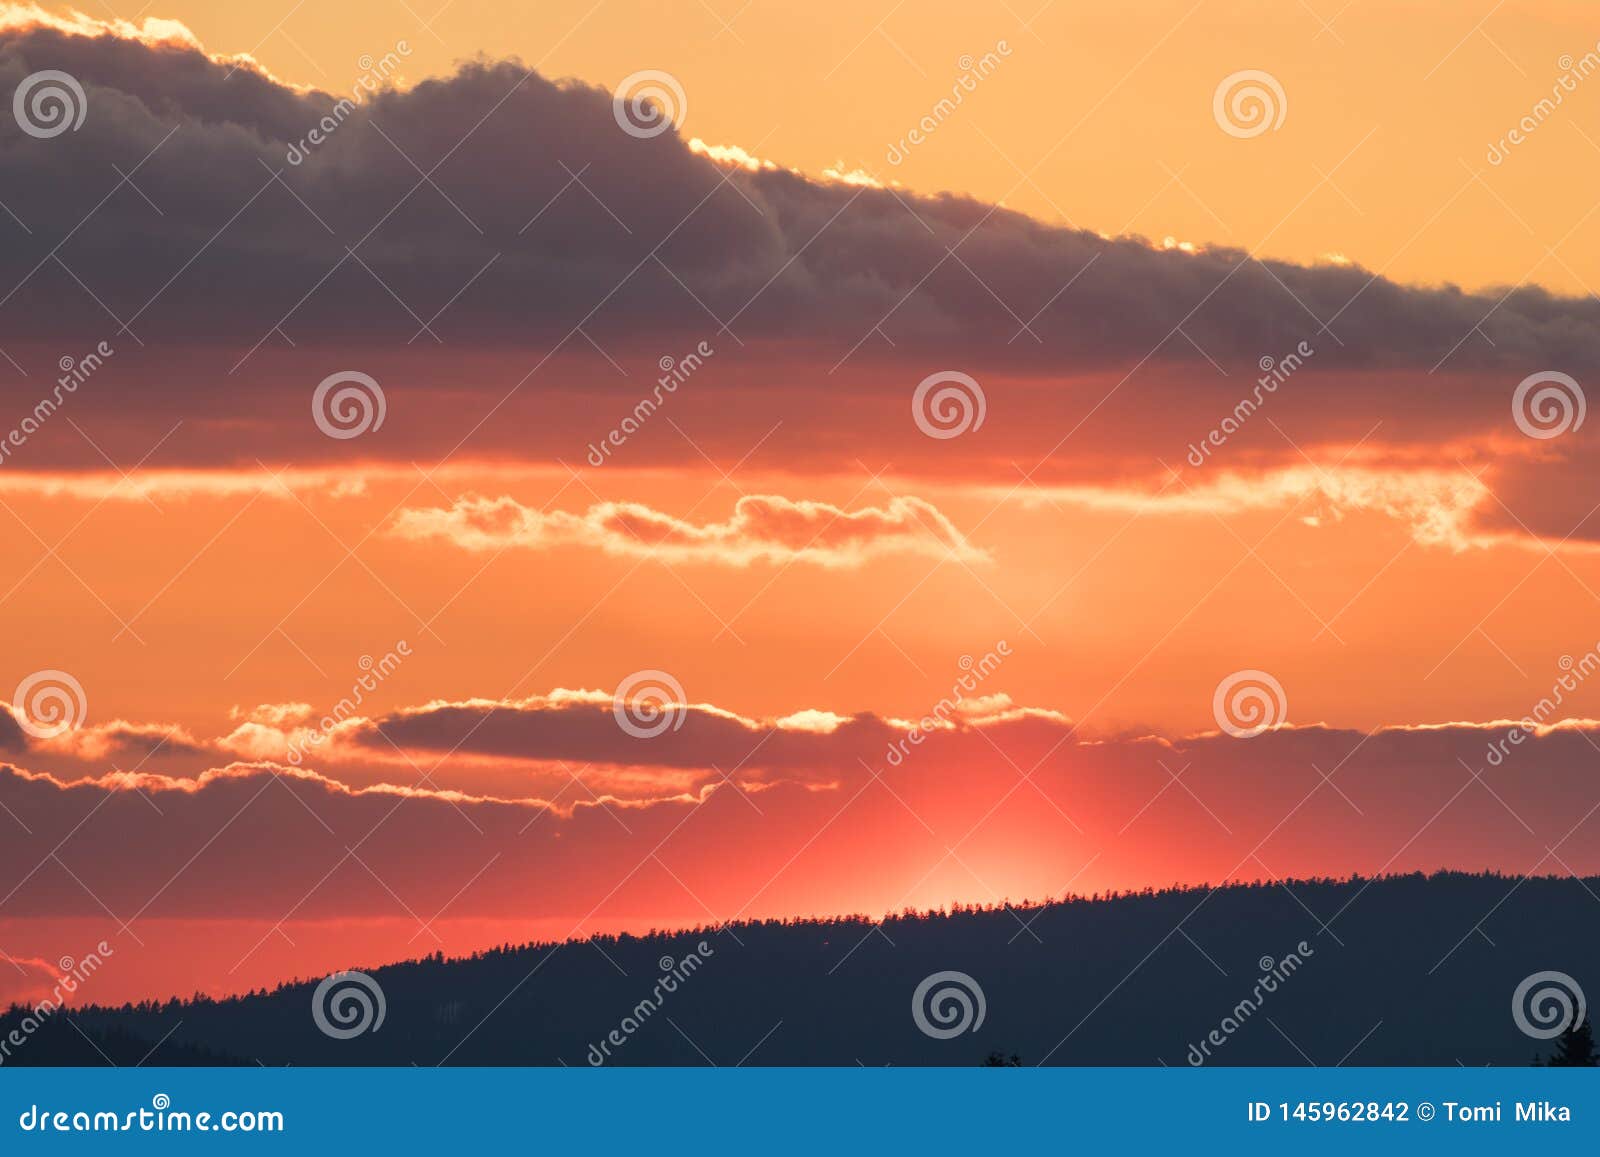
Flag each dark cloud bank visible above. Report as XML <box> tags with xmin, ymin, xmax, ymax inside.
<box><xmin>2</xmin><ymin>19</ymin><xmax>1598</xmax><ymax>366</ymax></box>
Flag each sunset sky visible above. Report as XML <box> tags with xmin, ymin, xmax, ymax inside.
<box><xmin>4</xmin><ymin>0</ymin><xmax>1600</xmax><ymax>1008</ymax></box>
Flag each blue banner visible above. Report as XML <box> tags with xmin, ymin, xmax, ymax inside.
<box><xmin>1</xmin><ymin>1068</ymin><xmax>1594</xmax><ymax>1152</ymax></box>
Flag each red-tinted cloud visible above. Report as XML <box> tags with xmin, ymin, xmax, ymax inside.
<box><xmin>2</xmin><ymin>704</ymin><xmax>1597</xmax><ymax>927</ymax></box>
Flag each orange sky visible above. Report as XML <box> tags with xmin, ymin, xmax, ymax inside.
<box><xmin>4</xmin><ymin>2</ymin><xmax>1600</xmax><ymax>1008</ymax></box>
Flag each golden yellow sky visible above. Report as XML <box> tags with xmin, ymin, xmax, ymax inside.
<box><xmin>42</xmin><ymin>0</ymin><xmax>1600</xmax><ymax>295</ymax></box>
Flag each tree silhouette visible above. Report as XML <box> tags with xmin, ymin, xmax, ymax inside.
<box><xmin>1545</xmin><ymin>1016</ymin><xmax>1598</xmax><ymax>1066</ymax></box>
<box><xmin>6</xmin><ymin>872</ymin><xmax>1598</xmax><ymax>1067</ymax></box>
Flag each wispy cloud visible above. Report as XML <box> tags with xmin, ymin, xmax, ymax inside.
<box><xmin>390</xmin><ymin>493</ymin><xmax>986</xmax><ymax>567</ymax></box>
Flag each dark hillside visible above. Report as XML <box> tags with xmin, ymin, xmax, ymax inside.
<box><xmin>7</xmin><ymin>872</ymin><xmax>1592</xmax><ymax>1067</ymax></box>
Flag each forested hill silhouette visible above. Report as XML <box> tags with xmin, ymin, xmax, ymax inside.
<box><xmin>7</xmin><ymin>872</ymin><xmax>1595</xmax><ymax>1066</ymax></box>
